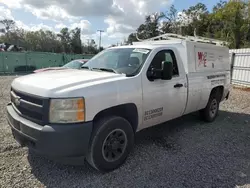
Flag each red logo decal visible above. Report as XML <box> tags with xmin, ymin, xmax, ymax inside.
<box><xmin>198</xmin><ymin>52</ymin><xmax>207</xmax><ymax>67</ymax></box>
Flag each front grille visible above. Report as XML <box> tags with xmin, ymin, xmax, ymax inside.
<box><xmin>11</xmin><ymin>88</ymin><xmax>49</xmax><ymax>125</ymax></box>
<box><xmin>13</xmin><ymin>90</ymin><xmax>43</xmax><ymax>105</ymax></box>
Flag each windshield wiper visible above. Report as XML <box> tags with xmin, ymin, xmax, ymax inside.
<box><xmin>92</xmin><ymin>67</ymin><xmax>119</xmax><ymax>74</ymax></box>
<box><xmin>81</xmin><ymin>66</ymin><xmax>119</xmax><ymax>74</ymax></box>
<box><xmin>81</xmin><ymin>66</ymin><xmax>91</xmax><ymax>70</ymax></box>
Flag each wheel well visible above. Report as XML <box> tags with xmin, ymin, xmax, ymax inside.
<box><xmin>211</xmin><ymin>86</ymin><xmax>224</xmax><ymax>102</ymax></box>
<box><xmin>93</xmin><ymin>103</ymin><xmax>139</xmax><ymax>132</ymax></box>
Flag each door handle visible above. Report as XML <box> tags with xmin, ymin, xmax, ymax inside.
<box><xmin>174</xmin><ymin>83</ymin><xmax>183</xmax><ymax>88</ymax></box>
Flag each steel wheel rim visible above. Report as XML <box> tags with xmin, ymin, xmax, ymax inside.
<box><xmin>209</xmin><ymin>99</ymin><xmax>218</xmax><ymax>118</ymax></box>
<box><xmin>102</xmin><ymin>129</ymin><xmax>127</xmax><ymax>162</ymax></box>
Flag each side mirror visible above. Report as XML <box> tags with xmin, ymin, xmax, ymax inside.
<box><xmin>147</xmin><ymin>67</ymin><xmax>162</xmax><ymax>81</ymax></box>
<box><xmin>161</xmin><ymin>61</ymin><xmax>173</xmax><ymax>80</ymax></box>
<box><xmin>146</xmin><ymin>61</ymin><xmax>173</xmax><ymax>81</ymax></box>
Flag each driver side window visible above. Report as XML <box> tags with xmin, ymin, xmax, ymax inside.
<box><xmin>149</xmin><ymin>50</ymin><xmax>179</xmax><ymax>76</ymax></box>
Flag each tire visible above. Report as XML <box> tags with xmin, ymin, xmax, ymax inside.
<box><xmin>86</xmin><ymin>116</ymin><xmax>134</xmax><ymax>172</ymax></box>
<box><xmin>200</xmin><ymin>92</ymin><xmax>220</xmax><ymax>122</ymax></box>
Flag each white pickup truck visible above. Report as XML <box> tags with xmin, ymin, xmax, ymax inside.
<box><xmin>7</xmin><ymin>34</ymin><xmax>230</xmax><ymax>172</ymax></box>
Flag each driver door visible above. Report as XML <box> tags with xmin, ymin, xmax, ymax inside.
<box><xmin>142</xmin><ymin>49</ymin><xmax>187</xmax><ymax>129</ymax></box>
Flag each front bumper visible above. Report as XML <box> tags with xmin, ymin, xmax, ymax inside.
<box><xmin>7</xmin><ymin>103</ymin><xmax>93</xmax><ymax>158</ymax></box>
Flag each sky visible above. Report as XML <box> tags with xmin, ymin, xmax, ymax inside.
<box><xmin>0</xmin><ymin>0</ymin><xmax>223</xmax><ymax>47</ymax></box>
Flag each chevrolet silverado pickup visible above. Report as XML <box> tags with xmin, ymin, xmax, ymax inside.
<box><xmin>7</xmin><ymin>34</ymin><xmax>231</xmax><ymax>172</ymax></box>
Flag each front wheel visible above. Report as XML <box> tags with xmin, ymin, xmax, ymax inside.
<box><xmin>200</xmin><ymin>93</ymin><xmax>220</xmax><ymax>122</ymax></box>
<box><xmin>86</xmin><ymin>116</ymin><xmax>134</xmax><ymax>172</ymax></box>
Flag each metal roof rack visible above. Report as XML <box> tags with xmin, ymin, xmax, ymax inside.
<box><xmin>135</xmin><ymin>33</ymin><xmax>228</xmax><ymax>46</ymax></box>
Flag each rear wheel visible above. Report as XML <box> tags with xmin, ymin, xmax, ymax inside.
<box><xmin>86</xmin><ymin>116</ymin><xmax>134</xmax><ymax>172</ymax></box>
<box><xmin>200</xmin><ymin>92</ymin><xmax>220</xmax><ymax>122</ymax></box>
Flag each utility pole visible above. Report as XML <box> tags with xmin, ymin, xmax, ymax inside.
<box><xmin>97</xmin><ymin>30</ymin><xmax>104</xmax><ymax>51</ymax></box>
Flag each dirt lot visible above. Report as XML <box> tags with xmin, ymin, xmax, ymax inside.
<box><xmin>0</xmin><ymin>76</ymin><xmax>250</xmax><ymax>188</ymax></box>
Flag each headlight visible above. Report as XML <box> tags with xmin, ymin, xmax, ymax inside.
<box><xmin>49</xmin><ymin>98</ymin><xmax>85</xmax><ymax>123</ymax></box>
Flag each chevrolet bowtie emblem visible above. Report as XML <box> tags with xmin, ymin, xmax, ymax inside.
<box><xmin>14</xmin><ymin>96</ymin><xmax>21</xmax><ymax>106</ymax></box>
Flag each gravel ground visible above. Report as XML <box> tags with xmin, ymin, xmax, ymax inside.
<box><xmin>0</xmin><ymin>76</ymin><xmax>250</xmax><ymax>188</ymax></box>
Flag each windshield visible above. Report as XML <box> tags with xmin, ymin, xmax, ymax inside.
<box><xmin>83</xmin><ymin>48</ymin><xmax>151</xmax><ymax>76</ymax></box>
<box><xmin>63</xmin><ymin>60</ymin><xmax>83</xmax><ymax>69</ymax></box>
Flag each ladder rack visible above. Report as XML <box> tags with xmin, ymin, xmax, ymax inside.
<box><xmin>135</xmin><ymin>33</ymin><xmax>228</xmax><ymax>46</ymax></box>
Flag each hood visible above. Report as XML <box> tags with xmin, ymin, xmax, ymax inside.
<box><xmin>33</xmin><ymin>67</ymin><xmax>67</xmax><ymax>73</ymax></box>
<box><xmin>12</xmin><ymin>69</ymin><xmax>125</xmax><ymax>97</ymax></box>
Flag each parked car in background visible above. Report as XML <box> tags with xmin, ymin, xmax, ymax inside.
<box><xmin>33</xmin><ymin>59</ymin><xmax>89</xmax><ymax>73</ymax></box>
<box><xmin>0</xmin><ymin>43</ymin><xmax>24</xmax><ymax>52</ymax></box>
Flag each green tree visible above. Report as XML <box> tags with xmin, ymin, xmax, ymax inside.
<box><xmin>213</xmin><ymin>0</ymin><xmax>246</xmax><ymax>48</ymax></box>
<box><xmin>70</xmin><ymin>27</ymin><xmax>82</xmax><ymax>54</ymax></box>
<box><xmin>127</xmin><ymin>33</ymin><xmax>138</xmax><ymax>44</ymax></box>
<box><xmin>57</xmin><ymin>28</ymin><xmax>71</xmax><ymax>53</ymax></box>
<box><xmin>0</xmin><ymin>19</ymin><xmax>16</xmax><ymax>43</ymax></box>
<box><xmin>161</xmin><ymin>5</ymin><xmax>180</xmax><ymax>34</ymax></box>
<box><xmin>182</xmin><ymin>3</ymin><xmax>209</xmax><ymax>36</ymax></box>
<box><xmin>136</xmin><ymin>12</ymin><xmax>164</xmax><ymax>40</ymax></box>
<box><xmin>82</xmin><ymin>39</ymin><xmax>99</xmax><ymax>54</ymax></box>
<box><xmin>0</xmin><ymin>19</ymin><xmax>16</xmax><ymax>33</ymax></box>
